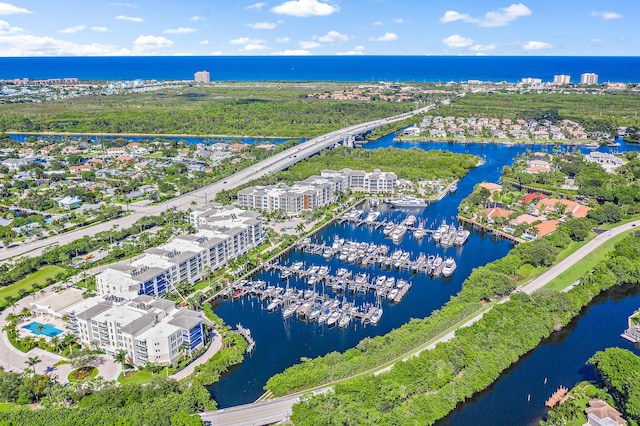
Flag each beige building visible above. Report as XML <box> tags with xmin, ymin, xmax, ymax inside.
<box><xmin>580</xmin><ymin>73</ymin><xmax>599</xmax><ymax>85</ymax></box>
<box><xmin>194</xmin><ymin>70</ymin><xmax>210</xmax><ymax>83</ymax></box>
<box><xmin>553</xmin><ymin>74</ymin><xmax>571</xmax><ymax>85</ymax></box>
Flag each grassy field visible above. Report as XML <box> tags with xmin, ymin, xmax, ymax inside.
<box><xmin>545</xmin><ymin>230</ymin><xmax>634</xmax><ymax>291</ymax></box>
<box><xmin>118</xmin><ymin>371</ymin><xmax>156</xmax><ymax>385</ymax></box>
<box><xmin>436</xmin><ymin>92</ymin><xmax>640</xmax><ymax>129</ymax></box>
<box><xmin>0</xmin><ymin>82</ymin><xmax>413</xmax><ymax>137</ymax></box>
<box><xmin>0</xmin><ymin>265</ymin><xmax>66</xmax><ymax>307</ymax></box>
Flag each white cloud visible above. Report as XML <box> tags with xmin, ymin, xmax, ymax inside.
<box><xmin>199</xmin><ymin>39</ymin><xmax>209</xmax><ymax>45</ymax></box>
<box><xmin>133</xmin><ymin>35</ymin><xmax>173</xmax><ymax>49</ymax></box>
<box><xmin>336</xmin><ymin>45</ymin><xmax>364</xmax><ymax>55</ymax></box>
<box><xmin>0</xmin><ymin>19</ymin><xmax>22</xmax><ymax>35</ymax></box>
<box><xmin>245</xmin><ymin>2</ymin><xmax>266</xmax><ymax>10</ymax></box>
<box><xmin>271</xmin><ymin>0</ymin><xmax>339</xmax><ymax>18</ymax></box>
<box><xmin>189</xmin><ymin>16</ymin><xmax>205</xmax><ymax>21</ymax></box>
<box><xmin>372</xmin><ymin>21</ymin><xmax>383</xmax><ymax>26</ymax></box>
<box><xmin>393</xmin><ymin>18</ymin><xmax>403</xmax><ymax>24</ymax></box>
<box><xmin>469</xmin><ymin>43</ymin><xmax>496</xmax><ymax>52</ymax></box>
<box><xmin>315</xmin><ymin>30</ymin><xmax>349</xmax><ymax>43</ymax></box>
<box><xmin>209</xmin><ymin>51</ymin><xmax>223</xmax><ymax>55</ymax></box>
<box><xmin>441</xmin><ymin>3</ymin><xmax>532</xmax><ymax>27</ymax></box>
<box><xmin>230</xmin><ymin>37</ymin><xmax>268</xmax><ymax>51</ymax></box>
<box><xmin>243</xmin><ymin>43</ymin><xmax>269</xmax><ymax>51</ymax></box>
<box><xmin>442</xmin><ymin>34</ymin><xmax>473</xmax><ymax>48</ymax></box>
<box><xmin>299</xmin><ymin>40</ymin><xmax>321</xmax><ymax>49</ymax></box>
<box><xmin>110</xmin><ymin>2</ymin><xmax>137</xmax><ymax>8</ymax></box>
<box><xmin>59</xmin><ymin>25</ymin><xmax>86</xmax><ymax>34</ymax></box>
<box><xmin>230</xmin><ymin>37</ymin><xmax>263</xmax><ymax>45</ymax></box>
<box><xmin>368</xmin><ymin>32</ymin><xmax>398</xmax><ymax>42</ymax></box>
<box><xmin>272</xmin><ymin>49</ymin><xmax>311</xmax><ymax>55</ymax></box>
<box><xmin>164</xmin><ymin>27</ymin><xmax>196</xmax><ymax>34</ymax></box>
<box><xmin>91</xmin><ymin>26</ymin><xmax>109</xmax><ymax>32</ymax></box>
<box><xmin>591</xmin><ymin>11</ymin><xmax>622</xmax><ymax>20</ymax></box>
<box><xmin>248</xmin><ymin>22</ymin><xmax>277</xmax><ymax>29</ymax></box>
<box><xmin>116</xmin><ymin>15</ymin><xmax>144</xmax><ymax>22</ymax></box>
<box><xmin>0</xmin><ymin>34</ymin><xmax>129</xmax><ymax>56</ymax></box>
<box><xmin>0</xmin><ymin>2</ymin><xmax>32</xmax><ymax>15</ymax></box>
<box><xmin>522</xmin><ymin>40</ymin><xmax>553</xmax><ymax>50</ymax></box>
<box><xmin>276</xmin><ymin>37</ymin><xmax>290</xmax><ymax>43</ymax></box>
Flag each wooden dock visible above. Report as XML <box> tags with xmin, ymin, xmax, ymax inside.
<box><xmin>235</xmin><ymin>323</ymin><xmax>256</xmax><ymax>353</ymax></box>
<box><xmin>545</xmin><ymin>386</ymin><xmax>570</xmax><ymax>408</ymax></box>
<box><xmin>457</xmin><ymin>215</ymin><xmax>524</xmax><ymax>243</ymax></box>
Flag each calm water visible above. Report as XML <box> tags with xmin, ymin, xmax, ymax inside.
<box><xmin>6</xmin><ymin>132</ymin><xmax>296</xmax><ymax>146</ymax></box>
<box><xmin>2</xmin><ymin>56</ymin><xmax>640</xmax><ymax>83</ymax></box>
<box><xmin>438</xmin><ymin>285</ymin><xmax>640</xmax><ymax>426</ymax></box>
<box><xmin>210</xmin><ymin>136</ymin><xmax>640</xmax><ymax>410</ymax></box>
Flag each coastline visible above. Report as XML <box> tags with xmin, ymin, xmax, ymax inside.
<box><xmin>392</xmin><ymin>136</ymin><xmax>609</xmax><ymax>147</ymax></box>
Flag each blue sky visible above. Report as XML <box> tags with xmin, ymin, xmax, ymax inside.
<box><xmin>0</xmin><ymin>1</ymin><xmax>636</xmax><ymax>56</ymax></box>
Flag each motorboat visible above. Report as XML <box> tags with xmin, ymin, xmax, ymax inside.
<box><xmin>403</xmin><ymin>215</ymin><xmax>417</xmax><ymax>227</ymax></box>
<box><xmin>232</xmin><ymin>290</ymin><xmax>243</xmax><ymax>299</ymax></box>
<box><xmin>266</xmin><ymin>298</ymin><xmax>281</xmax><ymax>312</ymax></box>
<box><xmin>307</xmin><ymin>276</ymin><xmax>318</xmax><ymax>286</ymax></box>
<box><xmin>449</xmin><ymin>181</ymin><xmax>458</xmax><ymax>193</ymax></box>
<box><xmin>309</xmin><ymin>304</ymin><xmax>323</xmax><ymax>320</ymax></box>
<box><xmin>382</xmin><ymin>222</ymin><xmax>395</xmax><ymax>236</ymax></box>
<box><xmin>327</xmin><ymin>311</ymin><xmax>341</xmax><ymax>327</ymax></box>
<box><xmin>338</xmin><ymin>313</ymin><xmax>352</xmax><ymax>328</ymax></box>
<box><xmin>318</xmin><ymin>308</ymin><xmax>331</xmax><ymax>324</ymax></box>
<box><xmin>391</xmin><ymin>225</ymin><xmax>407</xmax><ymax>243</ymax></box>
<box><xmin>441</xmin><ymin>257</ymin><xmax>457</xmax><ymax>278</ymax></box>
<box><xmin>454</xmin><ymin>226</ymin><xmax>471</xmax><ymax>246</ymax></box>
<box><xmin>369</xmin><ymin>308</ymin><xmax>383</xmax><ymax>325</ymax></box>
<box><xmin>389</xmin><ymin>195</ymin><xmax>428</xmax><ymax>208</ymax></box>
<box><xmin>282</xmin><ymin>303</ymin><xmax>300</xmax><ymax>319</ymax></box>
<box><xmin>387</xmin><ymin>288</ymin><xmax>399</xmax><ymax>300</ymax></box>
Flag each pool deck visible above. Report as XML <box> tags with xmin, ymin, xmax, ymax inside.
<box><xmin>0</xmin><ymin>285</ymin><xmax>121</xmax><ymax>383</ymax></box>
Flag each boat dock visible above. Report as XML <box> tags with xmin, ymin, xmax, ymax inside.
<box><xmin>295</xmin><ymin>239</ymin><xmax>456</xmax><ymax>277</ymax></box>
<box><xmin>227</xmin><ymin>280</ymin><xmax>388</xmax><ymax>326</ymax></box>
<box><xmin>545</xmin><ymin>386</ymin><xmax>570</xmax><ymax>408</ymax></box>
<box><xmin>235</xmin><ymin>323</ymin><xmax>256</xmax><ymax>353</ymax></box>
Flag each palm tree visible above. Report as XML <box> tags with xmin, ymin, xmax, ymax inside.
<box><xmin>114</xmin><ymin>349</ymin><xmax>128</xmax><ymax>372</ymax></box>
<box><xmin>36</xmin><ymin>323</ymin><xmax>46</xmax><ymax>336</ymax></box>
<box><xmin>20</xmin><ymin>307</ymin><xmax>31</xmax><ymax>318</ymax></box>
<box><xmin>50</xmin><ymin>335</ymin><xmax>61</xmax><ymax>353</ymax></box>
<box><xmin>26</xmin><ymin>356</ymin><xmax>41</xmax><ymax>376</ymax></box>
<box><xmin>62</xmin><ymin>333</ymin><xmax>77</xmax><ymax>355</ymax></box>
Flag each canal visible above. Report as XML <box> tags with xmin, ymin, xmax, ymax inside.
<box><xmin>210</xmin><ymin>134</ymin><xmax>640</xmax><ymax>419</ymax></box>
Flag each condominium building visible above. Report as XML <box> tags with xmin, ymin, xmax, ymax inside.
<box><xmin>580</xmin><ymin>73</ymin><xmax>599</xmax><ymax>85</ymax></box>
<box><xmin>553</xmin><ymin>74</ymin><xmax>571</xmax><ymax>85</ymax></box>
<box><xmin>65</xmin><ymin>294</ymin><xmax>204</xmax><ymax>367</ymax></box>
<box><xmin>237</xmin><ymin>168</ymin><xmax>397</xmax><ymax>215</ymax></box>
<box><xmin>521</xmin><ymin>77</ymin><xmax>542</xmax><ymax>85</ymax></box>
<box><xmin>321</xmin><ymin>168</ymin><xmax>397</xmax><ymax>193</ymax></box>
<box><xmin>194</xmin><ymin>70</ymin><xmax>210</xmax><ymax>83</ymax></box>
<box><xmin>96</xmin><ymin>203</ymin><xmax>263</xmax><ymax>299</ymax></box>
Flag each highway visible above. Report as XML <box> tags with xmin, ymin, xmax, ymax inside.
<box><xmin>0</xmin><ymin>105</ymin><xmax>434</xmax><ymax>262</ymax></box>
<box><xmin>200</xmin><ymin>219</ymin><xmax>640</xmax><ymax>425</ymax></box>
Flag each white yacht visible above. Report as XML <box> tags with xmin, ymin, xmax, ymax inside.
<box><xmin>441</xmin><ymin>257</ymin><xmax>457</xmax><ymax>278</ymax></box>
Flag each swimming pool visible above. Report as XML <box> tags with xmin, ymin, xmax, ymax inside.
<box><xmin>22</xmin><ymin>321</ymin><xmax>63</xmax><ymax>337</ymax></box>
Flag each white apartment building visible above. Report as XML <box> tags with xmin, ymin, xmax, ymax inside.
<box><xmin>521</xmin><ymin>77</ymin><xmax>542</xmax><ymax>85</ymax></box>
<box><xmin>553</xmin><ymin>74</ymin><xmax>571</xmax><ymax>85</ymax></box>
<box><xmin>237</xmin><ymin>169</ymin><xmax>397</xmax><ymax>215</ymax></box>
<box><xmin>194</xmin><ymin>71</ymin><xmax>210</xmax><ymax>83</ymax></box>
<box><xmin>580</xmin><ymin>73</ymin><xmax>599</xmax><ymax>85</ymax></box>
<box><xmin>66</xmin><ymin>295</ymin><xmax>204</xmax><ymax>367</ymax></box>
<box><xmin>96</xmin><ymin>203</ymin><xmax>263</xmax><ymax>299</ymax></box>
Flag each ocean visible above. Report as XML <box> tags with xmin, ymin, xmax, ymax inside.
<box><xmin>1</xmin><ymin>56</ymin><xmax>639</xmax><ymax>83</ymax></box>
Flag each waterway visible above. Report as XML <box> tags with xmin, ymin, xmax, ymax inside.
<box><xmin>209</xmin><ymin>134</ymin><xmax>640</xmax><ymax>415</ymax></box>
<box><xmin>6</xmin><ymin>132</ymin><xmax>296</xmax><ymax>146</ymax></box>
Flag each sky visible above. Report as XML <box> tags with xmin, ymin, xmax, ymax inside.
<box><xmin>0</xmin><ymin>0</ymin><xmax>637</xmax><ymax>56</ymax></box>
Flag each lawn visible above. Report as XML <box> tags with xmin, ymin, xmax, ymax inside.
<box><xmin>545</xmin><ymin>230</ymin><xmax>634</xmax><ymax>291</ymax></box>
<box><xmin>118</xmin><ymin>370</ymin><xmax>156</xmax><ymax>385</ymax></box>
<box><xmin>0</xmin><ymin>265</ymin><xmax>66</xmax><ymax>307</ymax></box>
<box><xmin>0</xmin><ymin>403</ymin><xmax>18</xmax><ymax>412</ymax></box>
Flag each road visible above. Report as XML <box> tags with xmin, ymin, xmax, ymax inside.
<box><xmin>0</xmin><ymin>105</ymin><xmax>434</xmax><ymax>263</ymax></box>
<box><xmin>200</xmin><ymin>219</ymin><xmax>640</xmax><ymax>425</ymax></box>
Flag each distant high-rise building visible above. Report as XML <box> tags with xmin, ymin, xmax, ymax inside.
<box><xmin>553</xmin><ymin>74</ymin><xmax>571</xmax><ymax>85</ymax></box>
<box><xmin>580</xmin><ymin>73</ymin><xmax>598</xmax><ymax>85</ymax></box>
<box><xmin>194</xmin><ymin>70</ymin><xmax>210</xmax><ymax>83</ymax></box>
<box><xmin>521</xmin><ymin>77</ymin><xmax>542</xmax><ymax>85</ymax></box>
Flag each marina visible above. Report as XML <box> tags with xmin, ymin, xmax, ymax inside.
<box><xmin>225</xmin><ymin>279</ymin><xmax>388</xmax><ymax>326</ymax></box>
<box><xmin>211</xmin><ymin>135</ymin><xmax>640</xmax><ymax>409</ymax></box>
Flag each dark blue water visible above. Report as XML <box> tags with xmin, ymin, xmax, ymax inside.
<box><xmin>210</xmin><ymin>136</ymin><xmax>640</xmax><ymax>409</ymax></box>
<box><xmin>1</xmin><ymin>56</ymin><xmax>639</xmax><ymax>83</ymax></box>
<box><xmin>438</xmin><ymin>285</ymin><xmax>640</xmax><ymax>426</ymax></box>
<box><xmin>6</xmin><ymin>133</ymin><xmax>295</xmax><ymax>146</ymax></box>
